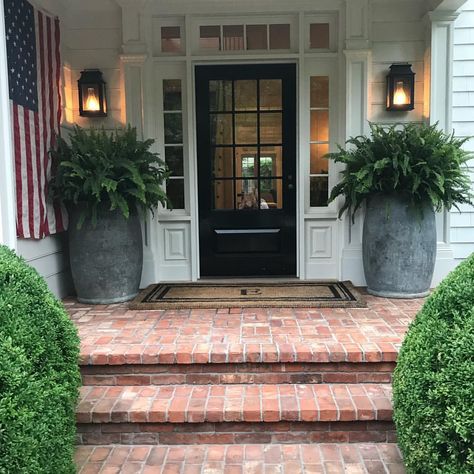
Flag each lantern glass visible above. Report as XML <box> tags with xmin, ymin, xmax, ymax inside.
<box><xmin>386</xmin><ymin>64</ymin><xmax>415</xmax><ymax>112</ymax></box>
<box><xmin>78</xmin><ymin>69</ymin><xmax>107</xmax><ymax>117</ymax></box>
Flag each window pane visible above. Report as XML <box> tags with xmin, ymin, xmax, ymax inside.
<box><xmin>269</xmin><ymin>24</ymin><xmax>290</xmax><ymax>49</ymax></box>
<box><xmin>235</xmin><ymin>80</ymin><xmax>257</xmax><ymax>111</ymax></box>
<box><xmin>260</xmin><ymin>113</ymin><xmax>282</xmax><ymax>144</ymax></box>
<box><xmin>212</xmin><ymin>147</ymin><xmax>233</xmax><ymax>178</ymax></box>
<box><xmin>260</xmin><ymin>178</ymin><xmax>282</xmax><ymax>209</ymax></box>
<box><xmin>235</xmin><ymin>113</ymin><xmax>257</xmax><ymax>144</ymax></box>
<box><xmin>236</xmin><ymin>179</ymin><xmax>259</xmax><ymax>210</ymax></box>
<box><xmin>163</xmin><ymin>80</ymin><xmax>182</xmax><ymax>111</ymax></box>
<box><xmin>167</xmin><ymin>178</ymin><xmax>185</xmax><ymax>209</ymax></box>
<box><xmin>261</xmin><ymin>146</ymin><xmax>283</xmax><ymax>176</ymax></box>
<box><xmin>310</xmin><ymin>176</ymin><xmax>328</xmax><ymax>207</ymax></box>
<box><xmin>210</xmin><ymin>114</ymin><xmax>233</xmax><ymax>145</ymax></box>
<box><xmin>161</xmin><ymin>26</ymin><xmax>181</xmax><ymax>53</ymax></box>
<box><xmin>310</xmin><ymin>76</ymin><xmax>329</xmax><ymax>108</ymax></box>
<box><xmin>165</xmin><ymin>146</ymin><xmax>184</xmax><ymax>176</ymax></box>
<box><xmin>260</xmin><ymin>79</ymin><xmax>282</xmax><ymax>110</ymax></box>
<box><xmin>209</xmin><ymin>80</ymin><xmax>232</xmax><ymax>112</ymax></box>
<box><xmin>310</xmin><ymin>23</ymin><xmax>330</xmax><ymax>49</ymax></box>
<box><xmin>310</xmin><ymin>110</ymin><xmax>329</xmax><ymax>142</ymax></box>
<box><xmin>310</xmin><ymin>144</ymin><xmax>329</xmax><ymax>174</ymax></box>
<box><xmin>246</xmin><ymin>24</ymin><xmax>267</xmax><ymax>50</ymax></box>
<box><xmin>214</xmin><ymin>180</ymin><xmax>234</xmax><ymax>209</ymax></box>
<box><xmin>164</xmin><ymin>113</ymin><xmax>183</xmax><ymax>144</ymax></box>
<box><xmin>223</xmin><ymin>25</ymin><xmax>244</xmax><ymax>51</ymax></box>
<box><xmin>200</xmin><ymin>26</ymin><xmax>220</xmax><ymax>50</ymax></box>
<box><xmin>235</xmin><ymin>147</ymin><xmax>258</xmax><ymax>178</ymax></box>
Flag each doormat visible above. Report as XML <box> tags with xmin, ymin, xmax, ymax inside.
<box><xmin>129</xmin><ymin>281</ymin><xmax>366</xmax><ymax>309</ymax></box>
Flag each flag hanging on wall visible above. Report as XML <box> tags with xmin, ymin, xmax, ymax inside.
<box><xmin>4</xmin><ymin>0</ymin><xmax>67</xmax><ymax>239</ymax></box>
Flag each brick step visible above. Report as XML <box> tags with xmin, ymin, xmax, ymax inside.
<box><xmin>76</xmin><ymin>384</ymin><xmax>395</xmax><ymax>445</ymax></box>
<box><xmin>75</xmin><ymin>443</ymin><xmax>405</xmax><ymax>472</ymax></box>
<box><xmin>81</xmin><ymin>361</ymin><xmax>395</xmax><ymax>386</ymax></box>
<box><xmin>80</xmin><ymin>342</ymin><xmax>399</xmax><ymax>366</ymax></box>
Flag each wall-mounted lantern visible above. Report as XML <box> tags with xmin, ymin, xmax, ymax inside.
<box><xmin>386</xmin><ymin>63</ymin><xmax>415</xmax><ymax>112</ymax></box>
<box><xmin>78</xmin><ymin>69</ymin><xmax>107</xmax><ymax>117</ymax></box>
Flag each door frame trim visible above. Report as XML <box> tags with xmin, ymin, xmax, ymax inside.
<box><xmin>191</xmin><ymin>59</ymin><xmax>300</xmax><ymax>279</ymax></box>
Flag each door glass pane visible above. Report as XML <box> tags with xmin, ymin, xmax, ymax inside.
<box><xmin>209</xmin><ymin>80</ymin><xmax>232</xmax><ymax>112</ymax></box>
<box><xmin>260</xmin><ymin>113</ymin><xmax>282</xmax><ymax>144</ymax></box>
<box><xmin>212</xmin><ymin>147</ymin><xmax>233</xmax><ymax>178</ymax></box>
<box><xmin>310</xmin><ymin>110</ymin><xmax>329</xmax><ymax>142</ymax></box>
<box><xmin>165</xmin><ymin>146</ymin><xmax>184</xmax><ymax>176</ymax></box>
<box><xmin>310</xmin><ymin>23</ymin><xmax>330</xmax><ymax>49</ymax></box>
<box><xmin>235</xmin><ymin>80</ymin><xmax>257</xmax><ymax>111</ymax></box>
<box><xmin>260</xmin><ymin>178</ymin><xmax>282</xmax><ymax>209</ymax></box>
<box><xmin>223</xmin><ymin>25</ymin><xmax>244</xmax><ymax>51</ymax></box>
<box><xmin>235</xmin><ymin>113</ymin><xmax>257</xmax><ymax>144</ymax></box>
<box><xmin>164</xmin><ymin>113</ymin><xmax>183</xmax><ymax>144</ymax></box>
<box><xmin>260</xmin><ymin>146</ymin><xmax>283</xmax><ymax>176</ymax></box>
<box><xmin>269</xmin><ymin>24</ymin><xmax>290</xmax><ymax>49</ymax></box>
<box><xmin>167</xmin><ymin>179</ymin><xmax>185</xmax><ymax>209</ymax></box>
<box><xmin>161</xmin><ymin>27</ymin><xmax>181</xmax><ymax>53</ymax></box>
<box><xmin>260</xmin><ymin>79</ymin><xmax>282</xmax><ymax>110</ymax></box>
<box><xmin>235</xmin><ymin>147</ymin><xmax>258</xmax><ymax>178</ymax></box>
<box><xmin>310</xmin><ymin>176</ymin><xmax>328</xmax><ymax>207</ymax></box>
<box><xmin>200</xmin><ymin>26</ymin><xmax>221</xmax><ymax>50</ymax></box>
<box><xmin>210</xmin><ymin>114</ymin><xmax>233</xmax><ymax>145</ymax></box>
<box><xmin>163</xmin><ymin>80</ymin><xmax>182</xmax><ymax>111</ymax></box>
<box><xmin>236</xmin><ymin>179</ymin><xmax>259</xmax><ymax>210</ymax></box>
<box><xmin>310</xmin><ymin>76</ymin><xmax>329</xmax><ymax>108</ymax></box>
<box><xmin>214</xmin><ymin>180</ymin><xmax>234</xmax><ymax>209</ymax></box>
<box><xmin>246</xmin><ymin>25</ymin><xmax>267</xmax><ymax>50</ymax></box>
<box><xmin>310</xmin><ymin>144</ymin><xmax>329</xmax><ymax>174</ymax></box>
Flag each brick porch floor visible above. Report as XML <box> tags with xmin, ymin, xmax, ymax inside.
<box><xmin>69</xmin><ymin>291</ymin><xmax>423</xmax><ymax>473</ymax></box>
<box><xmin>68</xmin><ymin>293</ymin><xmax>422</xmax><ymax>366</ymax></box>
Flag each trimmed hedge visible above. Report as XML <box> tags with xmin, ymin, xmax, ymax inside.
<box><xmin>393</xmin><ymin>253</ymin><xmax>474</xmax><ymax>474</ymax></box>
<box><xmin>0</xmin><ymin>245</ymin><xmax>81</xmax><ymax>473</ymax></box>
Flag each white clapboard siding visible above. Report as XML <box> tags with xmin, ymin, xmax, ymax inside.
<box><xmin>17</xmin><ymin>234</ymin><xmax>73</xmax><ymax>298</ymax></box>
<box><xmin>370</xmin><ymin>0</ymin><xmax>427</xmax><ymax>125</ymax></box>
<box><xmin>451</xmin><ymin>2</ymin><xmax>474</xmax><ymax>262</ymax></box>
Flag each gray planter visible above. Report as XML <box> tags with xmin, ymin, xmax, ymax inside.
<box><xmin>68</xmin><ymin>205</ymin><xmax>143</xmax><ymax>304</ymax></box>
<box><xmin>362</xmin><ymin>193</ymin><xmax>436</xmax><ymax>298</ymax></box>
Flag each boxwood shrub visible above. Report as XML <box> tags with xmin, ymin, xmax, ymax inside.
<box><xmin>0</xmin><ymin>245</ymin><xmax>81</xmax><ymax>473</ymax></box>
<box><xmin>393</xmin><ymin>253</ymin><xmax>474</xmax><ymax>474</ymax></box>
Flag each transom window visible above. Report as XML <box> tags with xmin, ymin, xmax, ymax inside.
<box><xmin>198</xmin><ymin>23</ymin><xmax>291</xmax><ymax>51</ymax></box>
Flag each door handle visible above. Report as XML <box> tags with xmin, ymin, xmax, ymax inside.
<box><xmin>288</xmin><ymin>183</ymin><xmax>294</xmax><ymax>190</ymax></box>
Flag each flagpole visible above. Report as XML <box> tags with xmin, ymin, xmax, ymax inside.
<box><xmin>0</xmin><ymin>0</ymin><xmax>17</xmax><ymax>250</ymax></box>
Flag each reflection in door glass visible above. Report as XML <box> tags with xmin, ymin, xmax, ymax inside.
<box><xmin>210</xmin><ymin>114</ymin><xmax>233</xmax><ymax>145</ymax></box>
<box><xmin>261</xmin><ymin>146</ymin><xmax>283</xmax><ymax>176</ymax></box>
<box><xmin>260</xmin><ymin>80</ymin><xmax>282</xmax><ymax>110</ymax></box>
<box><xmin>260</xmin><ymin>179</ymin><xmax>282</xmax><ymax>209</ymax></box>
<box><xmin>260</xmin><ymin>112</ymin><xmax>282</xmax><ymax>144</ymax></box>
<box><xmin>235</xmin><ymin>80</ymin><xmax>257</xmax><ymax>111</ymax></box>
<box><xmin>235</xmin><ymin>147</ymin><xmax>257</xmax><ymax>178</ymax></box>
<box><xmin>214</xmin><ymin>180</ymin><xmax>234</xmax><ymax>209</ymax></box>
<box><xmin>212</xmin><ymin>147</ymin><xmax>233</xmax><ymax>178</ymax></box>
<box><xmin>209</xmin><ymin>80</ymin><xmax>232</xmax><ymax>111</ymax></box>
<box><xmin>236</xmin><ymin>179</ymin><xmax>259</xmax><ymax>210</ymax></box>
<box><xmin>235</xmin><ymin>113</ymin><xmax>258</xmax><ymax>144</ymax></box>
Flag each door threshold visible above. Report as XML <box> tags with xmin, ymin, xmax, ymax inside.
<box><xmin>198</xmin><ymin>276</ymin><xmax>300</xmax><ymax>283</ymax></box>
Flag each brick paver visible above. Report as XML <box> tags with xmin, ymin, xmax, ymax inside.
<box><xmin>76</xmin><ymin>383</ymin><xmax>392</xmax><ymax>424</ymax></box>
<box><xmin>67</xmin><ymin>294</ymin><xmax>422</xmax><ymax>366</ymax></box>
<box><xmin>75</xmin><ymin>443</ymin><xmax>406</xmax><ymax>473</ymax></box>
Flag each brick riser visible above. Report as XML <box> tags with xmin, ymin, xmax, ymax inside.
<box><xmin>76</xmin><ymin>421</ymin><xmax>396</xmax><ymax>445</ymax></box>
<box><xmin>81</xmin><ymin>362</ymin><xmax>395</xmax><ymax>386</ymax></box>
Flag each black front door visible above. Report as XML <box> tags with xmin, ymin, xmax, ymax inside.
<box><xmin>196</xmin><ymin>64</ymin><xmax>297</xmax><ymax>276</ymax></box>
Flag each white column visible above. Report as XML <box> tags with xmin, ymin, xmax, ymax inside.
<box><xmin>340</xmin><ymin>0</ymin><xmax>371</xmax><ymax>285</ymax></box>
<box><xmin>0</xmin><ymin>0</ymin><xmax>17</xmax><ymax>250</ymax></box>
<box><xmin>429</xmin><ymin>10</ymin><xmax>460</xmax><ymax>283</ymax></box>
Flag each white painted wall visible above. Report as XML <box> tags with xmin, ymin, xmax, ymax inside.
<box><xmin>451</xmin><ymin>0</ymin><xmax>474</xmax><ymax>261</ymax></box>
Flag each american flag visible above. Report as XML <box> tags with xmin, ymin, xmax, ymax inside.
<box><xmin>5</xmin><ymin>0</ymin><xmax>67</xmax><ymax>239</ymax></box>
